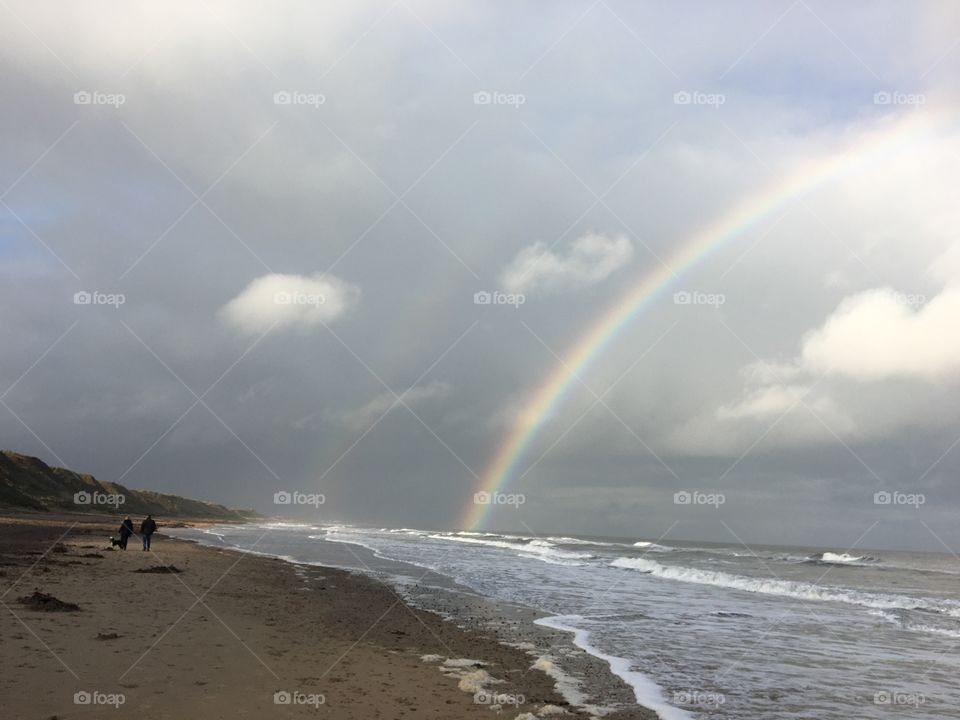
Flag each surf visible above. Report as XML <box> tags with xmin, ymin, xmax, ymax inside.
<box><xmin>610</xmin><ymin>556</ymin><xmax>960</xmax><ymax>617</ymax></box>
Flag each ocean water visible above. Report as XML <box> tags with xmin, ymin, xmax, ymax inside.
<box><xmin>172</xmin><ymin>523</ymin><xmax>960</xmax><ymax>719</ymax></box>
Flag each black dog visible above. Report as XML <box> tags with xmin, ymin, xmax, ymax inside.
<box><xmin>109</xmin><ymin>537</ymin><xmax>124</xmax><ymax>548</ymax></box>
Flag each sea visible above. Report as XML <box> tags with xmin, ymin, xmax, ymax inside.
<box><xmin>170</xmin><ymin>523</ymin><xmax>960</xmax><ymax>719</ymax></box>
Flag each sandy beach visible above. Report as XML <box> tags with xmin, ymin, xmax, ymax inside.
<box><xmin>0</xmin><ymin>514</ymin><xmax>654</xmax><ymax>720</ymax></box>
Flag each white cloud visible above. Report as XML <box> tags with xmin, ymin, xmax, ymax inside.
<box><xmin>705</xmin><ymin>281</ymin><xmax>960</xmax><ymax>445</ymax></box>
<box><xmin>500</xmin><ymin>232</ymin><xmax>633</xmax><ymax>294</ymax></box>
<box><xmin>798</xmin><ymin>285</ymin><xmax>960</xmax><ymax>382</ymax></box>
<box><xmin>221</xmin><ymin>273</ymin><xmax>359</xmax><ymax>335</ymax></box>
<box><xmin>717</xmin><ymin>384</ymin><xmax>812</xmax><ymax>420</ymax></box>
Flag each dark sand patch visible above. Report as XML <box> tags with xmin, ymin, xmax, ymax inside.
<box><xmin>18</xmin><ymin>590</ymin><xmax>80</xmax><ymax>612</ymax></box>
<box><xmin>132</xmin><ymin>564</ymin><xmax>182</xmax><ymax>574</ymax></box>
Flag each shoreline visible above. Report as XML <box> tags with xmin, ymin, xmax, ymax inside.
<box><xmin>180</xmin><ymin>523</ymin><xmax>665</xmax><ymax>718</ymax></box>
<box><xmin>1</xmin><ymin>513</ymin><xmax>657</xmax><ymax>719</ymax></box>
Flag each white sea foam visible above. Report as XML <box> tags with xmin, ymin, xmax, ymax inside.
<box><xmin>541</xmin><ymin>536</ymin><xmax>629</xmax><ymax>548</ymax></box>
<box><xmin>428</xmin><ymin>534</ymin><xmax>593</xmax><ymax>563</ymax></box>
<box><xmin>632</xmin><ymin>541</ymin><xmax>672</xmax><ymax>552</ymax></box>
<box><xmin>536</xmin><ymin>615</ymin><xmax>693</xmax><ymax>720</ymax></box>
<box><xmin>815</xmin><ymin>551</ymin><xmax>875</xmax><ymax>565</ymax></box>
<box><xmin>323</xmin><ymin>532</ymin><xmax>382</xmax><ymax>554</ymax></box>
<box><xmin>201</xmin><ymin>529</ymin><xmax>226</xmax><ymax>542</ymax></box>
<box><xmin>386</xmin><ymin>528</ymin><xmax>431</xmax><ymax>535</ymax></box>
<box><xmin>531</xmin><ymin>656</ymin><xmax>605</xmax><ymax>716</ymax></box>
<box><xmin>323</xmin><ymin>531</ymin><xmax>428</xmax><ymax>566</ymax></box>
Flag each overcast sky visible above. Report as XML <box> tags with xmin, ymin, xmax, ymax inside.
<box><xmin>2</xmin><ymin>1</ymin><xmax>959</xmax><ymax>551</ymax></box>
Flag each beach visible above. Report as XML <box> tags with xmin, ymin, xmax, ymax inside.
<box><xmin>0</xmin><ymin>514</ymin><xmax>653</xmax><ymax>720</ymax></box>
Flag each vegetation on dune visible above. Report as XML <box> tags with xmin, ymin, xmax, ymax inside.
<box><xmin>0</xmin><ymin>450</ymin><xmax>258</xmax><ymax>520</ymax></box>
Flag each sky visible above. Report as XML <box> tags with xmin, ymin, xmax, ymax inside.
<box><xmin>1</xmin><ymin>1</ymin><xmax>959</xmax><ymax>552</ymax></box>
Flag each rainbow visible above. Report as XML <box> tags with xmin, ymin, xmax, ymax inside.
<box><xmin>464</xmin><ymin>109</ymin><xmax>943</xmax><ymax>530</ymax></box>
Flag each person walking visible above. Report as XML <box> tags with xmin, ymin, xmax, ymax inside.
<box><xmin>118</xmin><ymin>516</ymin><xmax>134</xmax><ymax>550</ymax></box>
<box><xmin>139</xmin><ymin>514</ymin><xmax>158</xmax><ymax>551</ymax></box>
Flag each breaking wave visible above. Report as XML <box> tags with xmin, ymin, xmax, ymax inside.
<box><xmin>610</xmin><ymin>556</ymin><xmax>960</xmax><ymax>617</ymax></box>
<box><xmin>430</xmin><ymin>534</ymin><xmax>594</xmax><ymax>564</ymax></box>
<box><xmin>806</xmin><ymin>551</ymin><xmax>878</xmax><ymax>566</ymax></box>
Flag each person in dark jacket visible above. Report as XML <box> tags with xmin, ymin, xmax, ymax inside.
<box><xmin>139</xmin><ymin>515</ymin><xmax>158</xmax><ymax>551</ymax></box>
<box><xmin>118</xmin><ymin>516</ymin><xmax>134</xmax><ymax>550</ymax></box>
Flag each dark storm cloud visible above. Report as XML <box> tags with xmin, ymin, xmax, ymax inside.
<box><xmin>2</xmin><ymin>1</ymin><xmax>959</xmax><ymax>551</ymax></box>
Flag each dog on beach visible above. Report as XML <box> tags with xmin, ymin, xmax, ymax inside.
<box><xmin>108</xmin><ymin>537</ymin><xmax>124</xmax><ymax>548</ymax></box>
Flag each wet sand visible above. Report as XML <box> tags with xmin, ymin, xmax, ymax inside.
<box><xmin>0</xmin><ymin>513</ymin><xmax>656</xmax><ymax>719</ymax></box>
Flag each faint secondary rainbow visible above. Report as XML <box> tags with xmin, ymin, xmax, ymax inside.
<box><xmin>464</xmin><ymin>110</ymin><xmax>944</xmax><ymax>530</ymax></box>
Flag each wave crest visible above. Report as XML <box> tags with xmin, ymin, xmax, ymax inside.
<box><xmin>610</xmin><ymin>556</ymin><xmax>959</xmax><ymax>617</ymax></box>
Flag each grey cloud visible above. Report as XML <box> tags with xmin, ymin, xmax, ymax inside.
<box><xmin>2</xmin><ymin>1</ymin><xmax>959</xmax><ymax>550</ymax></box>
